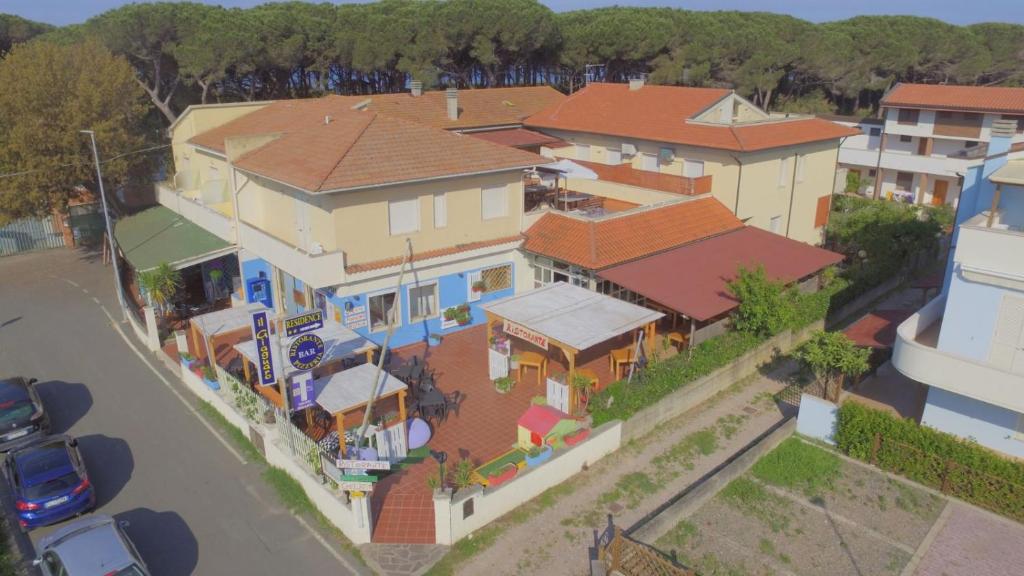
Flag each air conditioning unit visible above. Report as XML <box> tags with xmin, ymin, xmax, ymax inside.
<box><xmin>659</xmin><ymin>147</ymin><xmax>675</xmax><ymax>163</ymax></box>
<box><xmin>621</xmin><ymin>143</ymin><xmax>637</xmax><ymax>156</ymax></box>
<box><xmin>309</xmin><ymin>242</ymin><xmax>324</xmax><ymax>255</ymax></box>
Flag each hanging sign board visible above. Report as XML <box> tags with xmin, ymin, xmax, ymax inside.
<box><xmin>343</xmin><ymin>304</ymin><xmax>368</xmax><ymax>330</ymax></box>
<box><xmin>284</xmin><ymin>310</ymin><xmax>323</xmax><ymax>337</ymax></box>
<box><xmin>290</xmin><ymin>371</ymin><xmax>316</xmax><ymax>412</ymax></box>
<box><xmin>250</xmin><ymin>311</ymin><xmax>277</xmax><ymax>386</ymax></box>
<box><xmin>338</xmin><ymin>481</ymin><xmax>375</xmax><ymax>492</ymax></box>
<box><xmin>503</xmin><ymin>320</ymin><xmax>549</xmax><ymax>350</ymax></box>
<box><xmin>337</xmin><ymin>459</ymin><xmax>392</xmax><ymax>471</ymax></box>
<box><xmin>288</xmin><ymin>334</ymin><xmax>325</xmax><ymax>371</ymax></box>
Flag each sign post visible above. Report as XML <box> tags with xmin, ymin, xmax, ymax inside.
<box><xmin>250</xmin><ymin>311</ymin><xmax>277</xmax><ymax>386</ymax></box>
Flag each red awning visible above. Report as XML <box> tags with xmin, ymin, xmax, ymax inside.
<box><xmin>597</xmin><ymin>227</ymin><xmax>844</xmax><ymax>322</ymax></box>
<box><xmin>843</xmin><ymin>309</ymin><xmax>914</xmax><ymax>349</ymax></box>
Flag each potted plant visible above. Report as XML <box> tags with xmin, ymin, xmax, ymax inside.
<box><xmin>201</xmin><ymin>365</ymin><xmax>221</xmax><ymax>391</ymax></box>
<box><xmin>137</xmin><ymin>262</ymin><xmax>181</xmax><ymax>318</ymax></box>
<box><xmin>178</xmin><ymin>352</ymin><xmax>195</xmax><ymax>370</ymax></box>
<box><xmin>571</xmin><ymin>373</ymin><xmax>593</xmax><ymax>414</ymax></box>
<box><xmin>509</xmin><ymin>354</ymin><xmax>520</xmax><ymax>370</ymax></box>
<box><xmin>494</xmin><ymin>376</ymin><xmax>514</xmax><ymax>394</ymax></box>
<box><xmin>525</xmin><ymin>444</ymin><xmax>553</xmax><ymax>467</ymax></box>
<box><xmin>472</xmin><ymin>280</ymin><xmax>487</xmax><ymax>293</ymax></box>
<box><xmin>452</xmin><ymin>459</ymin><xmax>474</xmax><ymax>491</ymax></box>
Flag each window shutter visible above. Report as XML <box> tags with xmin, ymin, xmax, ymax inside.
<box><xmin>388</xmin><ymin>198</ymin><xmax>419</xmax><ymax>235</ymax></box>
<box><xmin>684</xmin><ymin>159</ymin><xmax>704</xmax><ymax>178</ymax></box>
<box><xmin>467</xmin><ymin>270</ymin><xmax>482</xmax><ymax>302</ymax></box>
<box><xmin>433</xmin><ymin>193</ymin><xmax>447</xmax><ymax>229</ymax></box>
<box><xmin>481</xmin><ymin>185</ymin><xmax>508</xmax><ymax>220</ymax></box>
<box><xmin>814</xmin><ymin>195</ymin><xmax>831</xmax><ymax>228</ymax></box>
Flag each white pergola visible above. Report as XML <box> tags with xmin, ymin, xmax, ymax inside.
<box><xmin>188</xmin><ymin>302</ymin><xmax>270</xmax><ymax>366</ymax></box>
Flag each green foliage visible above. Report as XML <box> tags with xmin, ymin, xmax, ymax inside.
<box><xmin>845</xmin><ymin>172</ymin><xmax>862</xmax><ymax>194</ymax></box>
<box><xmin>835</xmin><ymin>402</ymin><xmax>1024</xmax><ymax>521</ymax></box>
<box><xmin>137</xmin><ymin>262</ymin><xmax>182</xmax><ymax>313</ymax></box>
<box><xmin>794</xmin><ymin>330</ymin><xmax>870</xmax><ymax>400</ymax></box>
<box><xmin>0</xmin><ymin>39</ymin><xmax>149</xmax><ymax>221</ymax></box>
<box><xmin>493</xmin><ymin>376</ymin><xmax>514</xmax><ymax>393</ymax></box>
<box><xmin>0</xmin><ymin>14</ymin><xmax>53</xmax><ymax>56</ymax></box>
<box><xmin>728</xmin><ymin>266</ymin><xmax>792</xmax><ymax>337</ymax></box>
<box><xmin>452</xmin><ymin>459</ymin><xmax>475</xmax><ymax>489</ymax></box>
<box><xmin>752</xmin><ymin>438</ymin><xmax>841</xmax><ymax>497</ymax></box>
<box><xmin>924</xmin><ymin>203</ymin><xmax>955</xmax><ymax>229</ymax></box>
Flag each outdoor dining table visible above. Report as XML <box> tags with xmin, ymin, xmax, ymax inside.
<box><xmin>416</xmin><ymin>388</ymin><xmax>446</xmax><ymax>423</ymax></box>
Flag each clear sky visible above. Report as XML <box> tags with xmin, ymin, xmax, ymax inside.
<box><xmin>3</xmin><ymin>0</ymin><xmax>1020</xmax><ymax>27</ymax></box>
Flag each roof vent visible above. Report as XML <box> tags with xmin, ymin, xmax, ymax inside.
<box><xmin>992</xmin><ymin>118</ymin><xmax>1018</xmax><ymax>138</ymax></box>
<box><xmin>446</xmin><ymin>88</ymin><xmax>459</xmax><ymax>121</ymax></box>
<box><xmin>628</xmin><ymin>75</ymin><xmax>645</xmax><ymax>91</ymax></box>
<box><xmin>324</xmin><ymin>115</ymin><xmax>332</xmax><ymax>125</ymax></box>
<box><xmin>411</xmin><ymin>80</ymin><xmax>423</xmax><ymax>97</ymax></box>
<box><xmin>351</xmin><ymin>98</ymin><xmax>371</xmax><ymax>111</ymax></box>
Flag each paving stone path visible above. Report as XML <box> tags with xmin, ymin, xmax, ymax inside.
<box><xmin>361</xmin><ymin>543</ymin><xmax>449</xmax><ymax>576</ymax></box>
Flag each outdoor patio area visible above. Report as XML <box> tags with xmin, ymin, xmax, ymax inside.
<box><xmin>371</xmin><ymin>323</ymin><xmax>630</xmax><ymax>543</ymax></box>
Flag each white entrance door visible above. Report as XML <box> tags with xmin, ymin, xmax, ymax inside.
<box><xmin>990</xmin><ymin>295</ymin><xmax>1024</xmax><ymax>375</ymax></box>
<box><xmin>547</xmin><ymin>378</ymin><xmax>569</xmax><ymax>413</ymax></box>
<box><xmin>488</xmin><ymin>348</ymin><xmax>509</xmax><ymax>380</ymax></box>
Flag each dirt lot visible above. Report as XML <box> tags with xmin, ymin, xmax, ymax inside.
<box><xmin>655</xmin><ymin>438</ymin><xmax>947</xmax><ymax>576</ymax></box>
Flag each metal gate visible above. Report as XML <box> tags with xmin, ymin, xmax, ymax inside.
<box><xmin>67</xmin><ymin>204</ymin><xmax>104</xmax><ymax>247</ymax></box>
<box><xmin>0</xmin><ymin>216</ymin><xmax>64</xmax><ymax>257</ymax></box>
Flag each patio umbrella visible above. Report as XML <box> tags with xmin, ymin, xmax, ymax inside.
<box><xmin>541</xmin><ymin>159</ymin><xmax>599</xmax><ymax>180</ymax></box>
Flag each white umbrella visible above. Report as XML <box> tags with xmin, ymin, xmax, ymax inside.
<box><xmin>541</xmin><ymin>159</ymin><xmax>599</xmax><ymax>180</ymax></box>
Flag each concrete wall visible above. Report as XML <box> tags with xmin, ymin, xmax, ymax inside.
<box><xmin>434</xmin><ymin>421</ymin><xmax>623</xmax><ymax>545</ymax></box>
<box><xmin>796</xmin><ymin>395</ymin><xmax>838</xmax><ymax>444</ymax></box>
<box><xmin>921</xmin><ymin>387</ymin><xmax>1024</xmax><ymax>459</ymax></box>
<box><xmin>621</xmin><ymin>320</ymin><xmax>824</xmax><ymax>442</ymax></box>
<box><xmin>936</xmin><ymin>269</ymin><xmax>1012</xmax><ymax>362</ymax></box>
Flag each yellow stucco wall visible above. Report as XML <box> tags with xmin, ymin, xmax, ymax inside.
<box><xmin>169</xmin><ymin>103</ymin><xmax>269</xmax><ymax>191</ymax></box>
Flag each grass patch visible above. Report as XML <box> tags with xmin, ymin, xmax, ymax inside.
<box><xmin>197</xmin><ymin>400</ymin><xmax>265</xmax><ymax>463</ymax></box>
<box><xmin>657</xmin><ymin>520</ymin><xmax>699</xmax><ymax>551</ymax></box>
<box><xmin>598</xmin><ymin>472</ymin><xmax>658</xmax><ymax>510</ymax></box>
<box><xmin>720</xmin><ymin>477</ymin><xmax>793</xmax><ymax>533</ymax></box>
<box><xmin>262</xmin><ymin>467</ymin><xmax>316</xmax><ymax>515</ymax></box>
<box><xmin>752</xmin><ymin>437</ymin><xmax>841</xmax><ymax>497</ymax></box>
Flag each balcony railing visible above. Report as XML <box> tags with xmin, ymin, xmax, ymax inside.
<box><xmin>955</xmin><ymin>212</ymin><xmax>1024</xmax><ymax>280</ymax></box>
<box><xmin>892</xmin><ymin>296</ymin><xmax>1024</xmax><ymax>414</ymax></box>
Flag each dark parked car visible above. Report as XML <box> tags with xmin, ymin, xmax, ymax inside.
<box><xmin>34</xmin><ymin>514</ymin><xmax>150</xmax><ymax>576</ymax></box>
<box><xmin>0</xmin><ymin>377</ymin><xmax>49</xmax><ymax>452</ymax></box>
<box><xmin>5</xmin><ymin>435</ymin><xmax>94</xmax><ymax>531</ymax></box>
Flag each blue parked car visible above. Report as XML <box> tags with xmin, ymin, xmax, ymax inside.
<box><xmin>5</xmin><ymin>435</ymin><xmax>95</xmax><ymax>531</ymax></box>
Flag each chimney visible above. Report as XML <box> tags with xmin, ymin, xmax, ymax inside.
<box><xmin>411</xmin><ymin>80</ymin><xmax>423</xmax><ymax>97</ymax></box>
<box><xmin>628</xmin><ymin>75</ymin><xmax>645</xmax><ymax>91</ymax></box>
<box><xmin>446</xmin><ymin>88</ymin><xmax>459</xmax><ymax>120</ymax></box>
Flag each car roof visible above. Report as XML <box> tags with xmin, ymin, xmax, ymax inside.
<box><xmin>14</xmin><ymin>438</ymin><xmax>74</xmax><ymax>485</ymax></box>
<box><xmin>40</xmin><ymin>515</ymin><xmax>136</xmax><ymax>573</ymax></box>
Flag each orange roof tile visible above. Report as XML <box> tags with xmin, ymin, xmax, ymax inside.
<box><xmin>525</xmin><ymin>83</ymin><xmax>857</xmax><ymax>152</ymax></box>
<box><xmin>345</xmin><ymin>235</ymin><xmax>523</xmax><ymax>274</ymax></box>
<box><xmin>573</xmin><ymin>159</ymin><xmax>709</xmax><ymax>195</ymax></box>
<box><xmin>468</xmin><ymin>128</ymin><xmax>565</xmax><ymax>148</ymax></box>
<box><xmin>882</xmin><ymin>83</ymin><xmax>1024</xmax><ymax>114</ymax></box>
<box><xmin>231</xmin><ymin>111</ymin><xmax>545</xmax><ymax>193</ymax></box>
<box><xmin>349</xmin><ymin>86</ymin><xmax>565</xmax><ymax>130</ymax></box>
<box><xmin>522</xmin><ymin>198</ymin><xmax>743</xmax><ymax>270</ymax></box>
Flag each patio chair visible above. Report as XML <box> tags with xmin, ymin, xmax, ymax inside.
<box><xmin>443</xmin><ymin>391</ymin><xmax>462</xmax><ymax>421</ymax></box>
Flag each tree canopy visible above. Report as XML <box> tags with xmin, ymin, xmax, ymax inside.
<box><xmin>0</xmin><ymin>40</ymin><xmax>150</xmax><ymax>220</ymax></box>
<box><xmin>3</xmin><ymin>1</ymin><xmax>1020</xmax><ymax>124</ymax></box>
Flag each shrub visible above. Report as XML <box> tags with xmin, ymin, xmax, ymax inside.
<box><xmin>793</xmin><ymin>331</ymin><xmax>870</xmax><ymax>401</ymax></box>
<box><xmin>835</xmin><ymin>402</ymin><xmax>1024</xmax><ymax>521</ymax></box>
<box><xmin>728</xmin><ymin>266</ymin><xmax>792</xmax><ymax>337</ymax></box>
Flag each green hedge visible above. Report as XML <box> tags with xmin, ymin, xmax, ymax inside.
<box><xmin>835</xmin><ymin>402</ymin><xmax>1024</xmax><ymax>520</ymax></box>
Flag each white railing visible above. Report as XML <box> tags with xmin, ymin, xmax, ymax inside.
<box><xmin>892</xmin><ymin>297</ymin><xmax>1024</xmax><ymax>414</ymax></box>
<box><xmin>156</xmin><ymin>182</ymin><xmax>235</xmax><ymax>242</ymax></box>
<box><xmin>238</xmin><ymin>222</ymin><xmax>347</xmax><ymax>289</ymax></box>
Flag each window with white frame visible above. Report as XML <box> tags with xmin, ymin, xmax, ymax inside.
<box><xmin>576</xmin><ymin>144</ymin><xmax>590</xmax><ymax>161</ymax></box>
<box><xmin>795</xmin><ymin>155</ymin><xmax>805</xmax><ymax>183</ymax></box>
<box><xmin>606</xmin><ymin>148</ymin><xmax>622</xmax><ymax>165</ymax></box>
<box><xmin>433</xmin><ymin>193</ymin><xmax>447</xmax><ymax>229</ymax></box>
<box><xmin>769</xmin><ymin>215</ymin><xmax>782</xmax><ymax>233</ymax></box>
<box><xmin>778</xmin><ymin>158</ymin><xmax>789</xmax><ymax>187</ymax></box>
<box><xmin>641</xmin><ymin>153</ymin><xmax>658</xmax><ymax>172</ymax></box>
<box><xmin>683</xmin><ymin>159</ymin><xmax>704</xmax><ymax>178</ymax></box>
<box><xmin>408</xmin><ymin>283</ymin><xmax>438</xmax><ymax>322</ymax></box>
<box><xmin>368</xmin><ymin>291</ymin><xmax>399</xmax><ymax>331</ymax></box>
<box><xmin>532</xmin><ymin>257</ymin><xmax>590</xmax><ymax>288</ymax></box>
<box><xmin>481</xmin><ymin>185</ymin><xmax>508</xmax><ymax>220</ymax></box>
<box><xmin>388</xmin><ymin>197</ymin><xmax>419</xmax><ymax>235</ymax></box>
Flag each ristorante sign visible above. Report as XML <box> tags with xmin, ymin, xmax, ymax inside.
<box><xmin>250</xmin><ymin>310</ymin><xmax>277</xmax><ymax>386</ymax></box>
<box><xmin>503</xmin><ymin>320</ymin><xmax>548</xmax><ymax>350</ymax></box>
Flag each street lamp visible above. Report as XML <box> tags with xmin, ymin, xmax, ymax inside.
<box><xmin>430</xmin><ymin>449</ymin><xmax>448</xmax><ymax>490</ymax></box>
<box><xmin>80</xmin><ymin>130</ymin><xmax>127</xmax><ymax>321</ymax></box>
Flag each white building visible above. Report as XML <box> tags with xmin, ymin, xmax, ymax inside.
<box><xmin>835</xmin><ymin>83</ymin><xmax>1024</xmax><ymax>207</ymax></box>
<box><xmin>892</xmin><ymin>119</ymin><xmax>1024</xmax><ymax>458</ymax></box>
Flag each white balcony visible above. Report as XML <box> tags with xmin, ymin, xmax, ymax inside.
<box><xmin>955</xmin><ymin>212</ymin><xmax>1024</xmax><ymax>280</ymax></box>
<box><xmin>892</xmin><ymin>296</ymin><xmax>1024</xmax><ymax>413</ymax></box>
<box><xmin>157</xmin><ymin>181</ymin><xmax>348</xmax><ymax>289</ymax></box>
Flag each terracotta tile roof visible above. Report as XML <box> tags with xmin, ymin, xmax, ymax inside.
<box><xmin>522</xmin><ymin>198</ymin><xmax>742</xmax><ymax>270</ymax></box>
<box><xmin>345</xmin><ymin>235</ymin><xmax>523</xmax><ymax>274</ymax></box>
<box><xmin>348</xmin><ymin>86</ymin><xmax>566</xmax><ymax>130</ymax></box>
<box><xmin>882</xmin><ymin>83</ymin><xmax>1024</xmax><ymax>114</ymax></box>
<box><xmin>843</xmin><ymin>309</ymin><xmax>914</xmax><ymax>349</ymax></box>
<box><xmin>231</xmin><ymin>111</ymin><xmax>545</xmax><ymax>192</ymax></box>
<box><xmin>190</xmin><ymin>96</ymin><xmax>353</xmax><ymax>153</ymax></box>
<box><xmin>598</xmin><ymin>226</ymin><xmax>844</xmax><ymax>321</ymax></box>
<box><xmin>468</xmin><ymin>128</ymin><xmax>566</xmax><ymax>149</ymax></box>
<box><xmin>525</xmin><ymin>83</ymin><xmax>857</xmax><ymax>152</ymax></box>
<box><xmin>573</xmin><ymin>159</ymin><xmax>710</xmax><ymax>195</ymax></box>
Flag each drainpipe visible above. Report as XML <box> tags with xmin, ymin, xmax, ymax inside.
<box><xmin>230</xmin><ymin>164</ymin><xmax>245</xmax><ymax>300</ymax></box>
<box><xmin>730</xmin><ymin>154</ymin><xmax>745</xmax><ymax>217</ymax></box>
<box><xmin>872</xmin><ymin>113</ymin><xmax>887</xmax><ymax>200</ymax></box>
<box><xmin>784</xmin><ymin>153</ymin><xmax>799</xmax><ymax>238</ymax></box>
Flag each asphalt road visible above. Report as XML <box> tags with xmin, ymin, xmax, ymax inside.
<box><xmin>0</xmin><ymin>249</ymin><xmax>366</xmax><ymax>575</ymax></box>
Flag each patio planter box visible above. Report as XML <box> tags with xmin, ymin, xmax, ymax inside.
<box><xmin>525</xmin><ymin>444</ymin><xmax>553</xmax><ymax>467</ymax></box>
<box><xmin>202</xmin><ymin>375</ymin><xmax>221</xmax><ymax>391</ymax></box>
<box><xmin>563</xmin><ymin>428</ymin><xmax>590</xmax><ymax>447</ymax></box>
<box><xmin>486</xmin><ymin>463</ymin><xmax>518</xmax><ymax>487</ymax></box>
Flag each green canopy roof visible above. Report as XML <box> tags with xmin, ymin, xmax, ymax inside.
<box><xmin>114</xmin><ymin>206</ymin><xmax>232</xmax><ymax>271</ymax></box>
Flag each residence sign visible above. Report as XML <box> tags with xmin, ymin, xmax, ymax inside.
<box><xmin>284</xmin><ymin>310</ymin><xmax>324</xmax><ymax>337</ymax></box>
<box><xmin>503</xmin><ymin>320</ymin><xmax>548</xmax><ymax>350</ymax></box>
<box><xmin>250</xmin><ymin>311</ymin><xmax>276</xmax><ymax>386</ymax></box>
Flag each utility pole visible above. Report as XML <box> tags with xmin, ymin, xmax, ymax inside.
<box><xmin>81</xmin><ymin>130</ymin><xmax>127</xmax><ymax>321</ymax></box>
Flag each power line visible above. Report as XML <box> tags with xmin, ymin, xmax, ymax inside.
<box><xmin>0</xmin><ymin>143</ymin><xmax>171</xmax><ymax>180</ymax></box>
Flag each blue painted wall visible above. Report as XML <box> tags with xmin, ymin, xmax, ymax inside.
<box><xmin>936</xmin><ymin>269</ymin><xmax>1022</xmax><ymax>362</ymax></box>
<box><xmin>326</xmin><ymin>262</ymin><xmax>516</xmax><ymax>349</ymax></box>
<box><xmin>241</xmin><ymin>256</ymin><xmax>273</xmax><ymax>308</ymax></box>
<box><xmin>921</xmin><ymin>387</ymin><xmax>1024</xmax><ymax>459</ymax></box>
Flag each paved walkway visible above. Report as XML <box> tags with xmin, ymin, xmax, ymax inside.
<box><xmin>914</xmin><ymin>503</ymin><xmax>1024</xmax><ymax>576</ymax></box>
<box><xmin>450</xmin><ymin>362</ymin><xmax>799</xmax><ymax>576</ymax></box>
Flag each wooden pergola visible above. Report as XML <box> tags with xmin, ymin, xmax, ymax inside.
<box><xmin>313</xmin><ymin>363</ymin><xmax>409</xmax><ymax>458</ymax></box>
<box><xmin>481</xmin><ymin>283</ymin><xmax>663</xmax><ymax>413</ymax></box>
